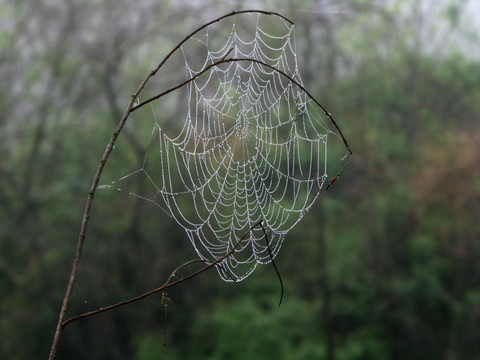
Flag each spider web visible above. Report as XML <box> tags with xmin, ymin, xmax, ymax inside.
<box><xmin>103</xmin><ymin>13</ymin><xmax>350</xmax><ymax>281</ymax></box>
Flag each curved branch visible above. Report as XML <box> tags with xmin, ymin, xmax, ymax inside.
<box><xmin>132</xmin><ymin>10</ymin><xmax>294</xmax><ymax>108</ymax></box>
<box><xmin>229</xmin><ymin>58</ymin><xmax>353</xmax><ymax>155</ymax></box>
<box><xmin>132</xmin><ymin>56</ymin><xmax>352</xmax><ymax>155</ymax></box>
<box><xmin>147</xmin><ymin>10</ymin><xmax>293</xmax><ymax>77</ymax></box>
<box><xmin>61</xmin><ymin>220</ymin><xmax>262</xmax><ymax>328</ymax></box>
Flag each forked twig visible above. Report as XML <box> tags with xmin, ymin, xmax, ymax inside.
<box><xmin>160</xmin><ymin>256</ymin><xmax>235</xmax><ymax>346</ymax></box>
<box><xmin>60</xmin><ymin>220</ymin><xmax>263</xmax><ymax>328</ymax></box>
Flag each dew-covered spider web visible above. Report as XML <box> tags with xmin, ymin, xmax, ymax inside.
<box><xmin>102</xmin><ymin>12</ymin><xmax>350</xmax><ymax>282</ymax></box>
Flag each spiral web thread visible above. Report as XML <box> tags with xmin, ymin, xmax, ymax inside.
<box><xmin>106</xmin><ymin>13</ymin><xmax>349</xmax><ymax>281</ymax></box>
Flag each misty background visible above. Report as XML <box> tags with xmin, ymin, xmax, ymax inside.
<box><xmin>1</xmin><ymin>0</ymin><xmax>480</xmax><ymax>359</ymax></box>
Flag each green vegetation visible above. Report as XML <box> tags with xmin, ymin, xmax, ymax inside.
<box><xmin>1</xmin><ymin>1</ymin><xmax>479</xmax><ymax>359</ymax></box>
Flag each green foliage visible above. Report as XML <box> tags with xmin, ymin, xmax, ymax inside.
<box><xmin>184</xmin><ymin>296</ymin><xmax>324</xmax><ymax>360</ymax></box>
<box><xmin>2</xmin><ymin>1</ymin><xmax>480</xmax><ymax>359</ymax></box>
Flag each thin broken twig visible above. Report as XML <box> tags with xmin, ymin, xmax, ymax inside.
<box><xmin>60</xmin><ymin>220</ymin><xmax>263</xmax><ymax>328</ymax></box>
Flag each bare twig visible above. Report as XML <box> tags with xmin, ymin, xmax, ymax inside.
<box><xmin>133</xmin><ymin>10</ymin><xmax>292</xmax><ymax>103</ymax></box>
<box><xmin>60</xmin><ymin>220</ymin><xmax>262</xmax><ymax>328</ymax></box>
<box><xmin>226</xmin><ymin>58</ymin><xmax>353</xmax><ymax>155</ymax></box>
<box><xmin>165</xmin><ymin>259</ymin><xmax>236</xmax><ymax>285</ymax></box>
<box><xmin>259</xmin><ymin>222</ymin><xmax>284</xmax><ymax>307</ymax></box>
<box><xmin>160</xmin><ymin>258</ymin><xmax>233</xmax><ymax>346</ymax></box>
<box><xmin>132</xmin><ymin>57</ymin><xmax>352</xmax><ymax>156</ymax></box>
<box><xmin>326</xmin><ymin>154</ymin><xmax>350</xmax><ymax>191</ymax></box>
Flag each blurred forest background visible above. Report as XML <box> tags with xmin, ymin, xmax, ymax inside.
<box><xmin>2</xmin><ymin>0</ymin><xmax>480</xmax><ymax>359</ymax></box>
